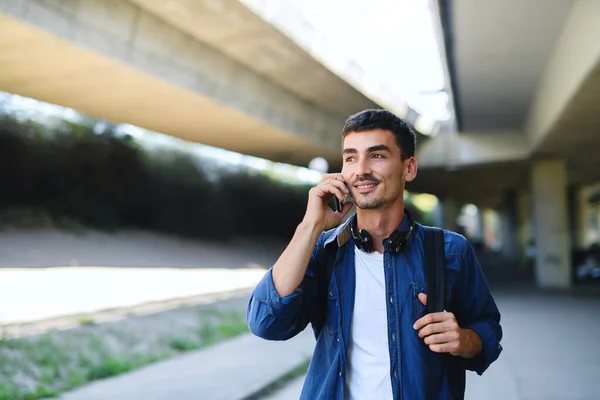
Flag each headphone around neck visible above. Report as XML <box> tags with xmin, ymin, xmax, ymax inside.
<box><xmin>350</xmin><ymin>208</ymin><xmax>416</xmax><ymax>254</ymax></box>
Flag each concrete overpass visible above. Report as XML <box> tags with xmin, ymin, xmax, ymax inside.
<box><xmin>2</xmin><ymin>0</ymin><xmax>599</xmax><ymax>290</ymax></box>
<box><xmin>414</xmin><ymin>0</ymin><xmax>600</xmax><ymax>203</ymax></box>
<box><xmin>0</xmin><ymin>0</ymin><xmax>430</xmax><ymax>169</ymax></box>
<box><xmin>412</xmin><ymin>0</ymin><xmax>600</xmax><ymax>289</ymax></box>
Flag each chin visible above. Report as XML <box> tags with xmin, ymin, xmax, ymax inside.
<box><xmin>355</xmin><ymin>198</ymin><xmax>385</xmax><ymax>210</ymax></box>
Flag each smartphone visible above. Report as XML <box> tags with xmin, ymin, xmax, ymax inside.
<box><xmin>332</xmin><ymin>182</ymin><xmax>351</xmax><ymax>212</ymax></box>
<box><xmin>334</xmin><ymin>196</ymin><xmax>343</xmax><ymax>212</ymax></box>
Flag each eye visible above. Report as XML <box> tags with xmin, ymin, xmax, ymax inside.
<box><xmin>372</xmin><ymin>153</ymin><xmax>385</xmax><ymax>159</ymax></box>
<box><xmin>345</xmin><ymin>156</ymin><xmax>356</xmax><ymax>163</ymax></box>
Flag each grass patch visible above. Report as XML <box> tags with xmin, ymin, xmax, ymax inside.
<box><xmin>0</xmin><ymin>305</ymin><xmax>249</xmax><ymax>400</ymax></box>
<box><xmin>77</xmin><ymin>317</ymin><xmax>96</xmax><ymax>327</ymax></box>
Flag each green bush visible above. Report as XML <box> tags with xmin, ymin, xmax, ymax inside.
<box><xmin>0</xmin><ymin>114</ymin><xmax>310</xmax><ymax>240</ymax></box>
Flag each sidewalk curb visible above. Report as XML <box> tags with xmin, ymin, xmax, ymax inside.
<box><xmin>240</xmin><ymin>358</ymin><xmax>309</xmax><ymax>400</ymax></box>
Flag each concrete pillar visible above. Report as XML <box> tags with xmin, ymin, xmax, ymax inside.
<box><xmin>432</xmin><ymin>201</ymin><xmax>444</xmax><ymax>228</ymax></box>
<box><xmin>573</xmin><ymin>187</ymin><xmax>590</xmax><ymax>250</ymax></box>
<box><xmin>531</xmin><ymin>160</ymin><xmax>572</xmax><ymax>288</ymax></box>
<box><xmin>517</xmin><ymin>191</ymin><xmax>533</xmax><ymax>266</ymax></box>
<box><xmin>475</xmin><ymin>207</ymin><xmax>485</xmax><ymax>243</ymax></box>
<box><xmin>440</xmin><ymin>197</ymin><xmax>458</xmax><ymax>231</ymax></box>
<box><xmin>500</xmin><ymin>191</ymin><xmax>519</xmax><ymax>261</ymax></box>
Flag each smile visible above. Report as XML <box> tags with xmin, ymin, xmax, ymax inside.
<box><xmin>354</xmin><ymin>182</ymin><xmax>379</xmax><ymax>193</ymax></box>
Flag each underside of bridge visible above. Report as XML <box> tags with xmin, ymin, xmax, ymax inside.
<box><xmin>413</xmin><ymin>0</ymin><xmax>600</xmax><ymax>209</ymax></box>
<box><xmin>0</xmin><ymin>0</ymin><xmax>390</xmax><ymax>169</ymax></box>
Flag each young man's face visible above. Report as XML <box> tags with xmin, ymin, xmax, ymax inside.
<box><xmin>341</xmin><ymin>129</ymin><xmax>417</xmax><ymax>210</ymax></box>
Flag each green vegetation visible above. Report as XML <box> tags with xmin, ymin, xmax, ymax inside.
<box><xmin>0</xmin><ymin>307</ymin><xmax>249</xmax><ymax>400</ymax></box>
<box><xmin>0</xmin><ymin>105</ymin><xmax>435</xmax><ymax>240</ymax></box>
<box><xmin>0</xmin><ymin>111</ymin><xmax>311</xmax><ymax>241</ymax></box>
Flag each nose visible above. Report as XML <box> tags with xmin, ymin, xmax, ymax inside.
<box><xmin>356</xmin><ymin>157</ymin><xmax>372</xmax><ymax>177</ymax></box>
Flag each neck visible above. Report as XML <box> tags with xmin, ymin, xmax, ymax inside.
<box><xmin>356</xmin><ymin>199</ymin><xmax>405</xmax><ymax>252</ymax></box>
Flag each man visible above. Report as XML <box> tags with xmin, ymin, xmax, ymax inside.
<box><xmin>247</xmin><ymin>109</ymin><xmax>502</xmax><ymax>399</ymax></box>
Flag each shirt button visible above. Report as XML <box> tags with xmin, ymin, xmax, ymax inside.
<box><xmin>389</xmin><ymin>296</ymin><xmax>394</xmax><ymax>304</ymax></box>
<box><xmin>392</xmin><ymin>333</ymin><xmax>395</xmax><ymax>341</ymax></box>
<box><xmin>329</xmin><ymin>291</ymin><xmax>334</xmax><ymax>297</ymax></box>
<box><xmin>339</xmin><ymin>372</ymin><xmax>342</xmax><ymax>377</ymax></box>
<box><xmin>336</xmin><ymin>338</ymin><xmax>340</xmax><ymax>342</ymax></box>
<box><xmin>393</xmin><ymin>370</ymin><xmax>397</xmax><ymax>377</ymax></box>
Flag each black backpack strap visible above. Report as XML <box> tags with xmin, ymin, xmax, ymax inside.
<box><xmin>423</xmin><ymin>226</ymin><xmax>446</xmax><ymax>313</ymax></box>
<box><xmin>315</xmin><ymin>241</ymin><xmax>338</xmax><ymax>331</ymax></box>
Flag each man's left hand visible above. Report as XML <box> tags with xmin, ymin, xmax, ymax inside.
<box><xmin>413</xmin><ymin>293</ymin><xmax>481</xmax><ymax>358</ymax></box>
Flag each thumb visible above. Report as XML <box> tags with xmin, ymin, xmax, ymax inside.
<box><xmin>418</xmin><ymin>292</ymin><xmax>427</xmax><ymax>306</ymax></box>
<box><xmin>340</xmin><ymin>201</ymin><xmax>354</xmax><ymax>216</ymax></box>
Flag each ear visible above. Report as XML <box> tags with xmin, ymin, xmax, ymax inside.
<box><xmin>404</xmin><ymin>157</ymin><xmax>418</xmax><ymax>182</ymax></box>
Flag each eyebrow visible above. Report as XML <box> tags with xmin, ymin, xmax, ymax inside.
<box><xmin>343</xmin><ymin>144</ymin><xmax>392</xmax><ymax>154</ymax></box>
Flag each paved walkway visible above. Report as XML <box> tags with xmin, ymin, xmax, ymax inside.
<box><xmin>254</xmin><ymin>287</ymin><xmax>600</xmax><ymax>400</ymax></box>
<box><xmin>60</xmin><ymin>329</ymin><xmax>316</xmax><ymax>400</ymax></box>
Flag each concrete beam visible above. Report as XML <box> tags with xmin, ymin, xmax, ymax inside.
<box><xmin>0</xmin><ymin>0</ymin><xmax>345</xmax><ymax>153</ymax></box>
<box><xmin>526</xmin><ymin>0</ymin><xmax>600</xmax><ymax>148</ymax></box>
<box><xmin>417</xmin><ymin>131</ymin><xmax>529</xmax><ymax>169</ymax></box>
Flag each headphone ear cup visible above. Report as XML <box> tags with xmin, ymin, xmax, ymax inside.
<box><xmin>351</xmin><ymin>215</ymin><xmax>374</xmax><ymax>253</ymax></box>
<box><xmin>385</xmin><ymin>230</ymin><xmax>403</xmax><ymax>254</ymax></box>
<box><xmin>358</xmin><ymin>229</ymin><xmax>373</xmax><ymax>253</ymax></box>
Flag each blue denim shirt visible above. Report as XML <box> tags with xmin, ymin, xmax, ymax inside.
<box><xmin>247</xmin><ymin>215</ymin><xmax>502</xmax><ymax>400</ymax></box>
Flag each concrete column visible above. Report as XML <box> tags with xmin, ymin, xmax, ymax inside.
<box><xmin>574</xmin><ymin>187</ymin><xmax>590</xmax><ymax>249</ymax></box>
<box><xmin>517</xmin><ymin>191</ymin><xmax>533</xmax><ymax>266</ymax></box>
<box><xmin>475</xmin><ymin>207</ymin><xmax>485</xmax><ymax>243</ymax></box>
<box><xmin>440</xmin><ymin>197</ymin><xmax>458</xmax><ymax>231</ymax></box>
<box><xmin>531</xmin><ymin>160</ymin><xmax>572</xmax><ymax>288</ymax></box>
<box><xmin>500</xmin><ymin>191</ymin><xmax>519</xmax><ymax>261</ymax></box>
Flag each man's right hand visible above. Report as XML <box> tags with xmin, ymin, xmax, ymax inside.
<box><xmin>271</xmin><ymin>174</ymin><xmax>353</xmax><ymax>298</ymax></box>
<box><xmin>302</xmin><ymin>173</ymin><xmax>354</xmax><ymax>232</ymax></box>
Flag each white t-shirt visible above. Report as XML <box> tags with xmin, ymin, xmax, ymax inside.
<box><xmin>345</xmin><ymin>247</ymin><xmax>394</xmax><ymax>400</ymax></box>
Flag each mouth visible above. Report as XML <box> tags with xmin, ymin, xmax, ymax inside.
<box><xmin>354</xmin><ymin>181</ymin><xmax>379</xmax><ymax>193</ymax></box>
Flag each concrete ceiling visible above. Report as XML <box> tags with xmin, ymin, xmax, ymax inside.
<box><xmin>449</xmin><ymin>0</ymin><xmax>574</xmax><ymax>132</ymax></box>
<box><xmin>420</xmin><ymin>0</ymin><xmax>600</xmax><ymax>207</ymax></box>
<box><xmin>534</xmin><ymin>61</ymin><xmax>600</xmax><ymax>187</ymax></box>
<box><xmin>129</xmin><ymin>0</ymin><xmax>380</xmax><ymax>118</ymax></box>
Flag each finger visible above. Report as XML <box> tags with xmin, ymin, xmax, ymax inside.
<box><xmin>325</xmin><ymin>185</ymin><xmax>345</xmax><ymax>203</ymax></box>
<box><xmin>428</xmin><ymin>343</ymin><xmax>459</xmax><ymax>354</ymax></box>
<box><xmin>417</xmin><ymin>321</ymin><xmax>447</xmax><ymax>338</ymax></box>
<box><xmin>319</xmin><ymin>173</ymin><xmax>337</xmax><ymax>182</ymax></box>
<box><xmin>320</xmin><ymin>173</ymin><xmax>344</xmax><ymax>183</ymax></box>
<box><xmin>332</xmin><ymin>174</ymin><xmax>345</xmax><ymax>182</ymax></box>
<box><xmin>324</xmin><ymin>178</ymin><xmax>349</xmax><ymax>194</ymax></box>
<box><xmin>413</xmin><ymin>312</ymin><xmax>449</xmax><ymax>330</ymax></box>
<box><xmin>418</xmin><ymin>292</ymin><xmax>427</xmax><ymax>306</ymax></box>
<box><xmin>339</xmin><ymin>201</ymin><xmax>354</xmax><ymax>216</ymax></box>
<box><xmin>313</xmin><ymin>181</ymin><xmax>345</xmax><ymax>200</ymax></box>
<box><xmin>423</xmin><ymin>331</ymin><xmax>460</xmax><ymax>345</ymax></box>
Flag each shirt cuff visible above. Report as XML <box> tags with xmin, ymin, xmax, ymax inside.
<box><xmin>262</xmin><ymin>268</ymin><xmax>304</xmax><ymax>318</ymax></box>
<box><xmin>463</xmin><ymin>320</ymin><xmax>502</xmax><ymax>375</ymax></box>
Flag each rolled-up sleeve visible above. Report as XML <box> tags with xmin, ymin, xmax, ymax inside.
<box><xmin>457</xmin><ymin>240</ymin><xmax>503</xmax><ymax>375</ymax></box>
<box><xmin>247</xmin><ymin>233</ymin><xmax>324</xmax><ymax>341</ymax></box>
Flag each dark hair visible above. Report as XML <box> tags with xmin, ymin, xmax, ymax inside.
<box><xmin>342</xmin><ymin>109</ymin><xmax>416</xmax><ymax>159</ymax></box>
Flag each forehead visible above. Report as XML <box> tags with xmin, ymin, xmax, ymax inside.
<box><xmin>342</xmin><ymin>129</ymin><xmax>399</xmax><ymax>151</ymax></box>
